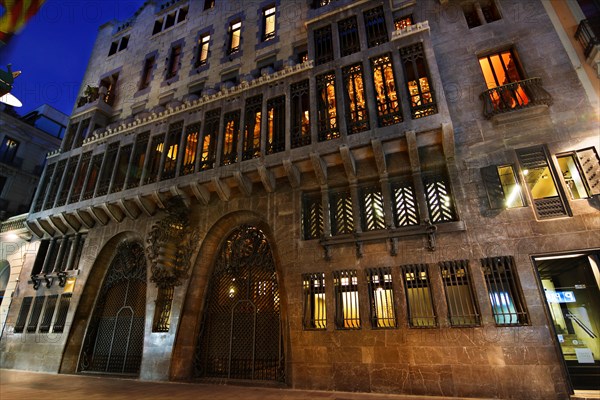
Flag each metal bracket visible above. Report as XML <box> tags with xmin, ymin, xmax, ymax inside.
<box><xmin>425</xmin><ymin>219</ymin><xmax>438</xmax><ymax>251</ymax></box>
<box><xmin>57</xmin><ymin>271</ymin><xmax>67</xmax><ymax>287</ymax></box>
<box><xmin>31</xmin><ymin>276</ymin><xmax>41</xmax><ymax>290</ymax></box>
<box><xmin>44</xmin><ymin>274</ymin><xmax>53</xmax><ymax>288</ymax></box>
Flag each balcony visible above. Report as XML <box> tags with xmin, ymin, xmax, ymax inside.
<box><xmin>575</xmin><ymin>17</ymin><xmax>600</xmax><ymax>76</ymax></box>
<box><xmin>73</xmin><ymin>86</ymin><xmax>116</xmax><ymax>117</ymax></box>
<box><xmin>480</xmin><ymin>77</ymin><xmax>552</xmax><ymax>120</ymax></box>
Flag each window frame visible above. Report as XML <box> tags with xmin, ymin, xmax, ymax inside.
<box><xmin>261</xmin><ymin>5</ymin><xmax>276</xmax><ymax>42</ymax></box>
<box><xmin>228</xmin><ymin>20</ymin><xmax>242</xmax><ymax>55</ymax></box>
<box><xmin>333</xmin><ymin>269</ymin><xmax>361</xmax><ymax>330</ymax></box>
<box><xmin>302</xmin><ymin>272</ymin><xmax>327</xmax><ymax>330</ymax></box>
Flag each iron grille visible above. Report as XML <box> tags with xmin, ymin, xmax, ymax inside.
<box><xmin>79</xmin><ymin>241</ymin><xmax>147</xmax><ymax>375</ymax></box>
<box><xmin>391</xmin><ymin>181</ymin><xmax>419</xmax><ymax>227</ymax></box>
<box><xmin>439</xmin><ymin>260</ymin><xmax>480</xmax><ymax>327</ymax></box>
<box><xmin>126</xmin><ymin>132</ymin><xmax>150</xmax><ymax>189</ymax></box>
<box><xmin>243</xmin><ymin>95</ymin><xmax>263</xmax><ymax>160</ymax></box>
<box><xmin>145</xmin><ymin>134</ymin><xmax>166</xmax><ymax>184</ymax></box>
<box><xmin>95</xmin><ymin>143</ymin><xmax>119</xmax><ymax>197</ymax></box>
<box><xmin>44</xmin><ymin>159</ymin><xmax>66</xmax><ymax>209</ymax></box>
<box><xmin>342</xmin><ymin>63</ymin><xmax>370</xmax><ymax>134</ymax></box>
<box><xmin>111</xmin><ymin>144</ymin><xmax>132</xmax><ymax>193</ymax></box>
<box><xmin>161</xmin><ymin>121</ymin><xmax>183</xmax><ymax>180</ymax></box>
<box><xmin>31</xmin><ymin>240</ymin><xmax>50</xmax><ymax>275</ymax></box>
<box><xmin>195</xmin><ymin>225</ymin><xmax>284</xmax><ymax>382</ymax></box>
<box><xmin>181</xmin><ymin>123</ymin><xmax>200</xmax><ymax>175</ymax></box>
<box><xmin>302</xmin><ymin>272</ymin><xmax>327</xmax><ymax>330</ymax></box>
<box><xmin>39</xmin><ymin>295</ymin><xmax>58</xmax><ymax>333</ymax></box>
<box><xmin>333</xmin><ymin>270</ymin><xmax>360</xmax><ymax>329</ymax></box>
<box><xmin>314</xmin><ymin>25</ymin><xmax>333</xmax><ymax>65</ymax></box>
<box><xmin>200</xmin><ymin>108</ymin><xmax>220</xmax><ymax>170</ymax></box>
<box><xmin>338</xmin><ymin>16</ymin><xmax>360</xmax><ymax>56</ymax></box>
<box><xmin>481</xmin><ymin>256</ymin><xmax>528</xmax><ymax>326</ymax></box>
<box><xmin>266</xmin><ymin>96</ymin><xmax>285</xmax><ymax>155</ymax></box>
<box><xmin>370</xmin><ymin>54</ymin><xmax>402</xmax><ymax>127</ymax></box>
<box><xmin>221</xmin><ymin>110</ymin><xmax>241</xmax><ymax>165</ymax></box>
<box><xmin>400</xmin><ymin>43</ymin><xmax>437</xmax><ymax>119</ymax></box>
<box><xmin>316</xmin><ymin>72</ymin><xmax>339</xmax><ymax>141</ymax></box>
<box><xmin>27</xmin><ymin>296</ymin><xmax>45</xmax><ymax>333</ymax></box>
<box><xmin>82</xmin><ymin>154</ymin><xmax>104</xmax><ymax>200</ymax></box>
<box><xmin>152</xmin><ymin>286</ymin><xmax>174</xmax><ymax>332</ymax></box>
<box><xmin>303</xmin><ymin>192</ymin><xmax>324</xmax><ymax>240</ymax></box>
<box><xmin>401</xmin><ymin>264</ymin><xmax>437</xmax><ymax>327</ymax></box>
<box><xmin>291</xmin><ymin>80</ymin><xmax>311</xmax><ymax>148</ymax></box>
<box><xmin>69</xmin><ymin>151</ymin><xmax>92</xmax><ymax>203</ymax></box>
<box><xmin>366</xmin><ymin>267</ymin><xmax>397</xmax><ymax>328</ymax></box>
<box><xmin>56</xmin><ymin>156</ymin><xmax>79</xmax><ymax>207</ymax></box>
<box><xmin>33</xmin><ymin>162</ymin><xmax>55</xmax><ymax>212</ymax></box>
<box><xmin>14</xmin><ymin>296</ymin><xmax>32</xmax><ymax>333</ymax></box>
<box><xmin>360</xmin><ymin>184</ymin><xmax>386</xmax><ymax>231</ymax></box>
<box><xmin>423</xmin><ymin>174</ymin><xmax>457</xmax><ymax>223</ymax></box>
<box><xmin>363</xmin><ymin>6</ymin><xmax>388</xmax><ymax>48</ymax></box>
<box><xmin>329</xmin><ymin>188</ymin><xmax>354</xmax><ymax>235</ymax></box>
<box><xmin>53</xmin><ymin>293</ymin><xmax>72</xmax><ymax>333</ymax></box>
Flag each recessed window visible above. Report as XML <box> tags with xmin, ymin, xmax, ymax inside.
<box><xmin>333</xmin><ymin>270</ymin><xmax>360</xmax><ymax>329</ymax></box>
<box><xmin>95</xmin><ymin>143</ymin><xmax>118</xmax><ymax>197</ymax></box>
<box><xmin>228</xmin><ymin>20</ymin><xmax>242</xmax><ymax>54</ymax></box>
<box><xmin>14</xmin><ymin>297</ymin><xmax>33</xmax><ymax>333</ymax></box>
<box><xmin>303</xmin><ymin>192</ymin><xmax>324</xmax><ymax>240</ymax></box>
<box><xmin>196</xmin><ymin>33</ymin><xmax>210</xmax><ymax>67</ymax></box>
<box><xmin>400</xmin><ymin>43</ymin><xmax>437</xmax><ymax>119</ymax></box>
<box><xmin>481</xmin><ymin>164</ymin><xmax>525</xmax><ymax>209</ymax></box>
<box><xmin>391</xmin><ymin>180</ymin><xmax>419</xmax><ymax>227</ymax></box>
<box><xmin>111</xmin><ymin>144</ymin><xmax>132</xmax><ymax>193</ymax></box>
<box><xmin>481</xmin><ymin>256</ymin><xmax>528</xmax><ymax>326</ymax></box>
<box><xmin>242</xmin><ymin>95</ymin><xmax>262</xmax><ymax>161</ymax></box>
<box><xmin>479</xmin><ymin>49</ymin><xmax>528</xmax><ymax>113</ymax></box>
<box><xmin>262</xmin><ymin>5</ymin><xmax>276</xmax><ymax>41</ymax></box>
<box><xmin>463</xmin><ymin>1</ymin><xmax>501</xmax><ymax>28</ymax></box>
<box><xmin>52</xmin><ymin>293</ymin><xmax>73</xmax><ymax>333</ymax></box>
<box><xmin>423</xmin><ymin>173</ymin><xmax>457</xmax><ymax>223</ymax></box>
<box><xmin>200</xmin><ymin>109</ymin><xmax>220</xmax><ymax>170</ymax></box>
<box><xmin>440</xmin><ymin>260</ymin><xmax>480</xmax><ymax>327</ymax></box>
<box><xmin>329</xmin><ymin>188</ymin><xmax>354</xmax><ymax>235</ymax></box>
<box><xmin>56</xmin><ymin>156</ymin><xmax>80</xmax><ymax>207</ymax></box>
<box><xmin>108</xmin><ymin>35</ymin><xmax>129</xmax><ymax>56</ymax></box>
<box><xmin>0</xmin><ymin>136</ymin><xmax>19</xmax><ymax>164</ymax></box>
<box><xmin>69</xmin><ymin>151</ymin><xmax>91</xmax><ymax>204</ymax></box>
<box><xmin>139</xmin><ymin>55</ymin><xmax>155</xmax><ymax>90</ymax></box>
<box><xmin>338</xmin><ymin>16</ymin><xmax>360</xmax><ymax>57</ymax></box>
<box><xmin>342</xmin><ymin>63</ymin><xmax>369</xmax><ymax>134</ymax></box>
<box><xmin>204</xmin><ymin>0</ymin><xmax>215</xmax><ymax>10</ymax></box>
<box><xmin>266</xmin><ymin>96</ymin><xmax>285</xmax><ymax>155</ymax></box>
<box><xmin>167</xmin><ymin>45</ymin><xmax>182</xmax><ymax>79</ymax></box>
<box><xmin>360</xmin><ymin>184</ymin><xmax>386</xmax><ymax>231</ymax></box>
<box><xmin>126</xmin><ymin>132</ymin><xmax>149</xmax><ymax>189</ymax></box>
<box><xmin>221</xmin><ymin>110</ymin><xmax>240</xmax><ymax>166</ymax></box>
<box><xmin>153</xmin><ymin>19</ymin><xmax>163</xmax><ymax>35</ymax></box>
<box><xmin>290</xmin><ymin>80</ymin><xmax>311</xmax><ymax>148</ymax></box>
<box><xmin>394</xmin><ymin>15</ymin><xmax>413</xmax><ymax>30</ymax></box>
<box><xmin>152</xmin><ymin>6</ymin><xmax>187</xmax><ymax>35</ymax></box>
<box><xmin>181</xmin><ymin>123</ymin><xmax>200</xmax><ymax>176</ymax></box>
<box><xmin>370</xmin><ymin>54</ymin><xmax>402</xmax><ymax>127</ymax></box>
<box><xmin>401</xmin><ymin>263</ymin><xmax>437</xmax><ymax>328</ymax></box>
<box><xmin>314</xmin><ymin>25</ymin><xmax>333</xmax><ymax>65</ymax></box>
<box><xmin>145</xmin><ymin>134</ymin><xmax>166</xmax><ymax>184</ymax></box>
<box><xmin>363</xmin><ymin>6</ymin><xmax>388</xmax><ymax>48</ymax></box>
<box><xmin>366</xmin><ymin>267</ymin><xmax>396</xmax><ymax>328</ymax></box>
<box><xmin>316</xmin><ymin>71</ymin><xmax>339</xmax><ymax>141</ymax></box>
<box><xmin>161</xmin><ymin>121</ymin><xmax>183</xmax><ymax>180</ymax></box>
<box><xmin>557</xmin><ymin>151</ymin><xmax>597</xmax><ymax>200</ymax></box>
<box><xmin>302</xmin><ymin>272</ymin><xmax>327</xmax><ymax>330</ymax></box>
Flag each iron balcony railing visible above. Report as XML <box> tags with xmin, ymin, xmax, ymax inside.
<box><xmin>480</xmin><ymin>77</ymin><xmax>552</xmax><ymax>119</ymax></box>
<box><xmin>575</xmin><ymin>17</ymin><xmax>600</xmax><ymax>58</ymax></box>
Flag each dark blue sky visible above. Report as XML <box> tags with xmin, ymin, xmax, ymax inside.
<box><xmin>0</xmin><ymin>0</ymin><xmax>145</xmax><ymax>116</ymax></box>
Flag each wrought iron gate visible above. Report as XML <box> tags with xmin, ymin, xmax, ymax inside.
<box><xmin>195</xmin><ymin>225</ymin><xmax>284</xmax><ymax>381</ymax></box>
<box><xmin>79</xmin><ymin>241</ymin><xmax>147</xmax><ymax>375</ymax></box>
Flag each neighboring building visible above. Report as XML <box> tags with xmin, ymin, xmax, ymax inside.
<box><xmin>1</xmin><ymin>1</ymin><xmax>599</xmax><ymax>399</ymax></box>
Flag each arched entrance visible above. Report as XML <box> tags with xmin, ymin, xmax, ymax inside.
<box><xmin>78</xmin><ymin>240</ymin><xmax>146</xmax><ymax>375</ymax></box>
<box><xmin>194</xmin><ymin>225</ymin><xmax>284</xmax><ymax>381</ymax></box>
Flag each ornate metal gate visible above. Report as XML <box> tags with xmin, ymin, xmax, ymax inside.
<box><xmin>195</xmin><ymin>225</ymin><xmax>284</xmax><ymax>381</ymax></box>
<box><xmin>79</xmin><ymin>241</ymin><xmax>146</xmax><ymax>375</ymax></box>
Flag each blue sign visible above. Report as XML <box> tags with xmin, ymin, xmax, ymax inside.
<box><xmin>546</xmin><ymin>290</ymin><xmax>576</xmax><ymax>303</ymax></box>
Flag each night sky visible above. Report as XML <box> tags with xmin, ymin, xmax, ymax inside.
<box><xmin>0</xmin><ymin>0</ymin><xmax>146</xmax><ymax>116</ymax></box>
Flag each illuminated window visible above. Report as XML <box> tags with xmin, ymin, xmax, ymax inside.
<box><xmin>290</xmin><ymin>80</ymin><xmax>310</xmax><ymax>148</ymax></box>
<box><xmin>391</xmin><ymin>180</ymin><xmax>419</xmax><ymax>227</ymax></box>
<box><xmin>557</xmin><ymin>150</ymin><xmax>599</xmax><ymax>200</ymax></box>
<box><xmin>126</xmin><ymin>132</ymin><xmax>149</xmax><ymax>189</ymax></box>
<box><xmin>333</xmin><ymin>270</ymin><xmax>360</xmax><ymax>329</ymax></box>
<box><xmin>478</xmin><ymin>49</ymin><xmax>528</xmax><ymax>113</ymax></box>
<box><xmin>342</xmin><ymin>63</ymin><xmax>369</xmax><ymax>134</ymax></box>
<box><xmin>302</xmin><ymin>272</ymin><xmax>327</xmax><ymax>329</ymax></box>
<box><xmin>440</xmin><ymin>260</ymin><xmax>480</xmax><ymax>326</ymax></box>
<box><xmin>303</xmin><ymin>192</ymin><xmax>323</xmax><ymax>240</ymax></box>
<box><xmin>338</xmin><ymin>16</ymin><xmax>360</xmax><ymax>57</ymax></box>
<box><xmin>200</xmin><ymin>109</ymin><xmax>220</xmax><ymax>170</ymax></box>
<box><xmin>111</xmin><ymin>144</ymin><xmax>132</xmax><ymax>193</ymax></box>
<box><xmin>145</xmin><ymin>134</ymin><xmax>166</xmax><ymax>184</ymax></box>
<box><xmin>481</xmin><ymin>256</ymin><xmax>528</xmax><ymax>326</ymax></box>
<box><xmin>401</xmin><ymin>264</ymin><xmax>437</xmax><ymax>327</ymax></box>
<box><xmin>166</xmin><ymin>45</ymin><xmax>182</xmax><ymax>79</ymax></box>
<box><xmin>363</xmin><ymin>6</ymin><xmax>388</xmax><ymax>47</ymax></box>
<box><xmin>195</xmin><ymin>33</ymin><xmax>210</xmax><ymax>67</ymax></box>
<box><xmin>69</xmin><ymin>152</ymin><xmax>92</xmax><ymax>204</ymax></box>
<box><xmin>228</xmin><ymin>20</ymin><xmax>242</xmax><ymax>54</ymax></box>
<box><xmin>366</xmin><ymin>267</ymin><xmax>396</xmax><ymax>328</ymax></box>
<box><xmin>394</xmin><ymin>15</ymin><xmax>413</xmax><ymax>30</ymax></box>
<box><xmin>314</xmin><ymin>25</ymin><xmax>333</xmax><ymax>65</ymax></box>
<box><xmin>0</xmin><ymin>136</ymin><xmax>19</xmax><ymax>164</ymax></box>
<box><xmin>221</xmin><ymin>111</ymin><xmax>240</xmax><ymax>165</ymax></box>
<box><xmin>181</xmin><ymin>123</ymin><xmax>200</xmax><ymax>176</ymax></box>
<box><xmin>266</xmin><ymin>96</ymin><xmax>285</xmax><ymax>155</ymax></box>
<box><xmin>400</xmin><ymin>43</ymin><xmax>437</xmax><ymax>119</ymax></box>
<box><xmin>262</xmin><ymin>5</ymin><xmax>276</xmax><ymax>41</ymax></box>
<box><xmin>139</xmin><ymin>56</ymin><xmax>155</xmax><ymax>90</ymax></box>
<box><xmin>316</xmin><ymin>72</ymin><xmax>339</xmax><ymax>141</ymax></box>
<box><xmin>242</xmin><ymin>95</ymin><xmax>262</xmax><ymax>160</ymax></box>
<box><xmin>360</xmin><ymin>184</ymin><xmax>386</xmax><ymax>231</ymax></box>
<box><xmin>161</xmin><ymin>121</ymin><xmax>183</xmax><ymax>180</ymax></box>
<box><xmin>481</xmin><ymin>164</ymin><xmax>525</xmax><ymax>209</ymax></box>
<box><xmin>423</xmin><ymin>173</ymin><xmax>457</xmax><ymax>223</ymax></box>
<box><xmin>153</xmin><ymin>287</ymin><xmax>174</xmax><ymax>333</ymax></box>
<box><xmin>370</xmin><ymin>54</ymin><xmax>402</xmax><ymax>127</ymax></box>
<box><xmin>329</xmin><ymin>188</ymin><xmax>354</xmax><ymax>236</ymax></box>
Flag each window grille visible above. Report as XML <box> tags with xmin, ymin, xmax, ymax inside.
<box><xmin>266</xmin><ymin>96</ymin><xmax>285</xmax><ymax>155</ymax></box>
<box><xmin>200</xmin><ymin>108</ymin><xmax>220</xmax><ymax>170</ymax></box>
<box><xmin>314</xmin><ymin>25</ymin><xmax>333</xmax><ymax>65</ymax></box>
<box><xmin>221</xmin><ymin>111</ymin><xmax>241</xmax><ymax>165</ymax></box>
<box><xmin>400</xmin><ymin>43</ymin><xmax>437</xmax><ymax>119</ymax></box>
<box><xmin>161</xmin><ymin>121</ymin><xmax>183</xmax><ymax>180</ymax></box>
<box><xmin>364</xmin><ymin>6</ymin><xmax>388</xmax><ymax>47</ymax></box>
<box><xmin>94</xmin><ymin>143</ymin><xmax>118</xmax><ymax>197</ymax></box>
<box><xmin>302</xmin><ymin>272</ymin><xmax>327</xmax><ymax>329</ymax></box>
<box><xmin>342</xmin><ymin>63</ymin><xmax>369</xmax><ymax>134</ymax></box>
<box><xmin>181</xmin><ymin>123</ymin><xmax>200</xmax><ymax>175</ymax></box>
<box><xmin>145</xmin><ymin>134</ymin><xmax>166</xmax><ymax>184</ymax></box>
<box><xmin>243</xmin><ymin>95</ymin><xmax>263</xmax><ymax>160</ymax></box>
<box><xmin>290</xmin><ymin>80</ymin><xmax>311</xmax><ymax>148</ymax></box>
<box><xmin>338</xmin><ymin>16</ymin><xmax>360</xmax><ymax>57</ymax></box>
<box><xmin>27</xmin><ymin>296</ymin><xmax>45</xmax><ymax>333</ymax></box>
<box><xmin>440</xmin><ymin>260</ymin><xmax>480</xmax><ymax>326</ymax></box>
<box><xmin>33</xmin><ymin>162</ymin><xmax>55</xmax><ymax>212</ymax></box>
<box><xmin>481</xmin><ymin>256</ymin><xmax>528</xmax><ymax>326</ymax></box>
<box><xmin>370</xmin><ymin>54</ymin><xmax>402</xmax><ymax>127</ymax></box>
<box><xmin>82</xmin><ymin>153</ymin><xmax>103</xmax><ymax>200</ymax></box>
<box><xmin>44</xmin><ymin>159</ymin><xmax>66</xmax><ymax>209</ymax></box>
<box><xmin>52</xmin><ymin>293</ymin><xmax>72</xmax><ymax>333</ymax></box>
<box><xmin>333</xmin><ymin>270</ymin><xmax>360</xmax><ymax>329</ymax></box>
<box><xmin>126</xmin><ymin>132</ymin><xmax>150</xmax><ymax>189</ymax></box>
<box><xmin>391</xmin><ymin>181</ymin><xmax>419</xmax><ymax>227</ymax></box>
<box><xmin>366</xmin><ymin>267</ymin><xmax>396</xmax><ymax>328</ymax></box>
<box><xmin>14</xmin><ymin>296</ymin><xmax>32</xmax><ymax>333</ymax></box>
<box><xmin>69</xmin><ymin>151</ymin><xmax>92</xmax><ymax>204</ymax></box>
<box><xmin>423</xmin><ymin>174</ymin><xmax>457</xmax><ymax>223</ymax></box>
<box><xmin>56</xmin><ymin>156</ymin><xmax>80</xmax><ymax>207</ymax></box>
<box><xmin>401</xmin><ymin>264</ymin><xmax>437</xmax><ymax>327</ymax></box>
<box><xmin>153</xmin><ymin>286</ymin><xmax>174</xmax><ymax>332</ymax></box>
<box><xmin>329</xmin><ymin>188</ymin><xmax>354</xmax><ymax>235</ymax></box>
<box><xmin>303</xmin><ymin>193</ymin><xmax>324</xmax><ymax>240</ymax></box>
<box><xmin>316</xmin><ymin>72</ymin><xmax>339</xmax><ymax>141</ymax></box>
<box><xmin>360</xmin><ymin>184</ymin><xmax>386</xmax><ymax>231</ymax></box>
<box><xmin>43</xmin><ymin>238</ymin><xmax>60</xmax><ymax>274</ymax></box>
<box><xmin>39</xmin><ymin>294</ymin><xmax>58</xmax><ymax>333</ymax></box>
<box><xmin>112</xmin><ymin>144</ymin><xmax>132</xmax><ymax>193</ymax></box>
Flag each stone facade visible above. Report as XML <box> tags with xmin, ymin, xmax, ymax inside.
<box><xmin>1</xmin><ymin>1</ymin><xmax>599</xmax><ymax>399</ymax></box>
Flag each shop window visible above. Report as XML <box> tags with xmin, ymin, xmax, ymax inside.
<box><xmin>333</xmin><ymin>270</ymin><xmax>360</xmax><ymax>329</ymax></box>
<box><xmin>0</xmin><ymin>136</ymin><xmax>19</xmax><ymax>164</ymax></box>
<box><xmin>111</xmin><ymin>144</ymin><xmax>132</xmax><ymax>193</ymax></box>
<box><xmin>400</xmin><ymin>43</ymin><xmax>437</xmax><ymax>119</ymax></box>
<box><xmin>221</xmin><ymin>110</ymin><xmax>240</xmax><ymax>165</ymax></box>
<box><xmin>43</xmin><ymin>159</ymin><xmax>66</xmax><ymax>209</ymax></box>
<box><xmin>481</xmin><ymin>256</ymin><xmax>528</xmax><ymax>326</ymax></box>
<box><xmin>181</xmin><ymin>123</ymin><xmax>200</xmax><ymax>176</ymax></box>
<box><xmin>81</xmin><ymin>154</ymin><xmax>103</xmax><ymax>200</ymax></box>
<box><xmin>329</xmin><ymin>188</ymin><xmax>354</xmax><ymax>235</ymax></box>
<box><xmin>69</xmin><ymin>152</ymin><xmax>92</xmax><ymax>204</ymax></box>
<box><xmin>126</xmin><ymin>132</ymin><xmax>149</xmax><ymax>189</ymax></box>
<box><xmin>166</xmin><ymin>45</ymin><xmax>182</xmax><ymax>79</ymax></box>
<box><xmin>401</xmin><ymin>263</ymin><xmax>437</xmax><ymax>327</ymax></box>
<box><xmin>95</xmin><ymin>143</ymin><xmax>119</xmax><ymax>197</ymax></box>
<box><xmin>14</xmin><ymin>297</ymin><xmax>32</xmax><ymax>333</ymax></box>
<box><xmin>228</xmin><ymin>20</ymin><xmax>242</xmax><ymax>54</ymax></box>
<box><xmin>423</xmin><ymin>173</ymin><xmax>457</xmax><ymax>223</ymax></box>
<box><xmin>342</xmin><ymin>63</ymin><xmax>369</xmax><ymax>134</ymax></box>
<box><xmin>481</xmin><ymin>164</ymin><xmax>525</xmax><ymax>209</ymax></box>
<box><xmin>139</xmin><ymin>55</ymin><xmax>155</xmax><ymax>90</ymax></box>
<box><xmin>360</xmin><ymin>184</ymin><xmax>386</xmax><ymax>231</ymax></box>
<box><xmin>161</xmin><ymin>121</ymin><xmax>183</xmax><ymax>180</ymax></box>
<box><xmin>291</xmin><ymin>80</ymin><xmax>311</xmax><ymax>148</ymax></box>
<box><xmin>366</xmin><ymin>267</ymin><xmax>396</xmax><ymax>328</ymax></box>
<box><xmin>394</xmin><ymin>14</ymin><xmax>413</xmax><ymax>30</ymax></box>
<box><xmin>363</xmin><ymin>6</ymin><xmax>388</xmax><ymax>48</ymax></box>
<box><xmin>200</xmin><ymin>108</ymin><xmax>220</xmax><ymax>170</ymax></box>
<box><xmin>440</xmin><ymin>260</ymin><xmax>480</xmax><ymax>326</ymax></box>
<box><xmin>145</xmin><ymin>134</ymin><xmax>165</xmax><ymax>184</ymax></box>
<box><xmin>52</xmin><ymin>293</ymin><xmax>72</xmax><ymax>333</ymax></box>
<box><xmin>242</xmin><ymin>95</ymin><xmax>262</xmax><ymax>161</ymax></box>
<box><xmin>153</xmin><ymin>287</ymin><xmax>174</xmax><ymax>332</ymax></box>
<box><xmin>478</xmin><ymin>49</ymin><xmax>528</xmax><ymax>112</ymax></box>
<box><xmin>557</xmin><ymin>147</ymin><xmax>600</xmax><ymax>199</ymax></box>
<box><xmin>303</xmin><ymin>192</ymin><xmax>324</xmax><ymax>240</ymax></box>
<box><xmin>370</xmin><ymin>54</ymin><xmax>402</xmax><ymax>127</ymax></box>
<box><xmin>195</xmin><ymin>33</ymin><xmax>211</xmax><ymax>67</ymax></box>
<box><xmin>314</xmin><ymin>25</ymin><xmax>333</xmax><ymax>65</ymax></box>
<box><xmin>316</xmin><ymin>71</ymin><xmax>339</xmax><ymax>141</ymax></box>
<box><xmin>302</xmin><ymin>272</ymin><xmax>327</xmax><ymax>329</ymax></box>
<box><xmin>56</xmin><ymin>156</ymin><xmax>80</xmax><ymax>207</ymax></box>
<box><xmin>266</xmin><ymin>96</ymin><xmax>285</xmax><ymax>155</ymax></box>
<box><xmin>262</xmin><ymin>5</ymin><xmax>276</xmax><ymax>41</ymax></box>
<box><xmin>391</xmin><ymin>180</ymin><xmax>419</xmax><ymax>227</ymax></box>
<box><xmin>338</xmin><ymin>16</ymin><xmax>360</xmax><ymax>57</ymax></box>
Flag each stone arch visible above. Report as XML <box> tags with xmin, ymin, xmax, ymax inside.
<box><xmin>170</xmin><ymin>211</ymin><xmax>289</xmax><ymax>382</ymax></box>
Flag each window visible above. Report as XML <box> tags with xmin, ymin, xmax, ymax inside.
<box><xmin>329</xmin><ymin>188</ymin><xmax>354</xmax><ymax>235</ymax></box>
<box><xmin>481</xmin><ymin>164</ymin><xmax>525</xmax><ymax>209</ymax></box>
<box><xmin>161</xmin><ymin>121</ymin><xmax>183</xmax><ymax>180</ymax></box>
<box><xmin>177</xmin><ymin>7</ymin><xmax>188</xmax><ymax>23</ymax></box>
<box><xmin>290</xmin><ymin>80</ymin><xmax>310</xmax><ymax>148</ymax></box>
<box><xmin>262</xmin><ymin>5</ymin><xmax>276</xmax><ymax>41</ymax></box>
<box><xmin>72</xmin><ymin>118</ymin><xmax>91</xmax><ymax>149</ymax></box>
<box><xmin>266</xmin><ymin>96</ymin><xmax>285</xmax><ymax>155</ymax></box>
<box><xmin>52</xmin><ymin>293</ymin><xmax>72</xmax><ymax>333</ymax></box>
<box><xmin>167</xmin><ymin>45</ymin><xmax>182</xmax><ymax>79</ymax></box>
<box><xmin>108</xmin><ymin>41</ymin><xmax>118</xmax><ymax>56</ymax></box>
<box><xmin>394</xmin><ymin>15</ymin><xmax>413</xmax><ymax>30</ymax></box>
<box><xmin>196</xmin><ymin>33</ymin><xmax>210</xmax><ymax>67</ymax></box>
<box><xmin>108</xmin><ymin>35</ymin><xmax>129</xmax><ymax>57</ymax></box>
<box><xmin>338</xmin><ymin>16</ymin><xmax>360</xmax><ymax>57</ymax></box>
<box><xmin>303</xmin><ymin>192</ymin><xmax>324</xmax><ymax>240</ymax></box>
<box><xmin>140</xmin><ymin>56</ymin><xmax>155</xmax><ymax>90</ymax></box>
<box><xmin>342</xmin><ymin>63</ymin><xmax>369</xmax><ymax>134</ymax></box>
<box><xmin>95</xmin><ymin>143</ymin><xmax>119</xmax><ymax>197</ymax></box>
<box><xmin>69</xmin><ymin>152</ymin><xmax>92</xmax><ymax>204</ymax></box>
<box><xmin>152</xmin><ymin>7</ymin><xmax>187</xmax><ymax>35</ymax></box>
<box><xmin>118</xmin><ymin>36</ymin><xmax>129</xmax><ymax>51</ymax></box>
<box><xmin>0</xmin><ymin>136</ymin><xmax>19</xmax><ymax>164</ymax></box>
<box><xmin>333</xmin><ymin>270</ymin><xmax>360</xmax><ymax>329</ymax></box>
<box><xmin>302</xmin><ymin>272</ymin><xmax>327</xmax><ymax>329</ymax></box>
<box><xmin>39</xmin><ymin>295</ymin><xmax>58</xmax><ymax>333</ymax></box>
<box><xmin>366</xmin><ymin>267</ymin><xmax>396</xmax><ymax>328</ymax></box>
<box><xmin>14</xmin><ymin>297</ymin><xmax>32</xmax><ymax>333</ymax></box>
<box><xmin>181</xmin><ymin>123</ymin><xmax>200</xmax><ymax>175</ymax></box>
<box><xmin>0</xmin><ymin>176</ymin><xmax>6</xmax><ymax>197</ymax></box>
<box><xmin>314</xmin><ymin>25</ymin><xmax>333</xmax><ymax>65</ymax></box>
<box><xmin>56</xmin><ymin>156</ymin><xmax>80</xmax><ymax>207</ymax></box>
<box><xmin>145</xmin><ymin>134</ymin><xmax>166</xmax><ymax>184</ymax></box>
<box><xmin>364</xmin><ymin>6</ymin><xmax>388</xmax><ymax>47</ymax></box>
<box><xmin>557</xmin><ymin>147</ymin><xmax>600</xmax><ymax>199</ymax></box>
<box><xmin>440</xmin><ymin>260</ymin><xmax>480</xmax><ymax>326</ymax></box>
<box><xmin>30</xmin><ymin>235</ymin><xmax>85</xmax><ymax>278</ymax></box>
<box><xmin>126</xmin><ymin>132</ymin><xmax>149</xmax><ymax>189</ymax></box>
<box><xmin>391</xmin><ymin>180</ymin><xmax>419</xmax><ymax>227</ymax></box>
<box><xmin>423</xmin><ymin>173</ymin><xmax>457</xmax><ymax>223</ymax></box>
<box><xmin>463</xmin><ymin>1</ymin><xmax>501</xmax><ymax>28</ymax></box>
<box><xmin>153</xmin><ymin>287</ymin><xmax>174</xmax><ymax>333</ymax></box>
<box><xmin>200</xmin><ymin>109</ymin><xmax>220</xmax><ymax>170</ymax></box>
<box><xmin>204</xmin><ymin>0</ymin><xmax>215</xmax><ymax>10</ymax></box>
<box><xmin>478</xmin><ymin>49</ymin><xmax>528</xmax><ymax>114</ymax></box>
<box><xmin>228</xmin><ymin>20</ymin><xmax>242</xmax><ymax>54</ymax></box>
<box><xmin>400</xmin><ymin>43</ymin><xmax>437</xmax><ymax>119</ymax></box>
<box><xmin>401</xmin><ymin>264</ymin><xmax>437</xmax><ymax>327</ymax></box>
<box><xmin>371</xmin><ymin>54</ymin><xmax>402</xmax><ymax>127</ymax></box>
<box><xmin>316</xmin><ymin>71</ymin><xmax>339</xmax><ymax>141</ymax></box>
<box><xmin>242</xmin><ymin>95</ymin><xmax>262</xmax><ymax>161</ymax></box>
<box><xmin>360</xmin><ymin>184</ymin><xmax>386</xmax><ymax>231</ymax></box>
<box><xmin>33</xmin><ymin>163</ymin><xmax>55</xmax><ymax>212</ymax></box>
<box><xmin>221</xmin><ymin>110</ymin><xmax>240</xmax><ymax>165</ymax></box>
<box><xmin>109</xmin><ymin>144</ymin><xmax>130</xmax><ymax>193</ymax></box>
<box><xmin>44</xmin><ymin>159</ymin><xmax>66</xmax><ymax>209</ymax></box>
<box><xmin>82</xmin><ymin>154</ymin><xmax>103</xmax><ymax>200</ymax></box>
<box><xmin>481</xmin><ymin>256</ymin><xmax>528</xmax><ymax>326</ymax></box>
